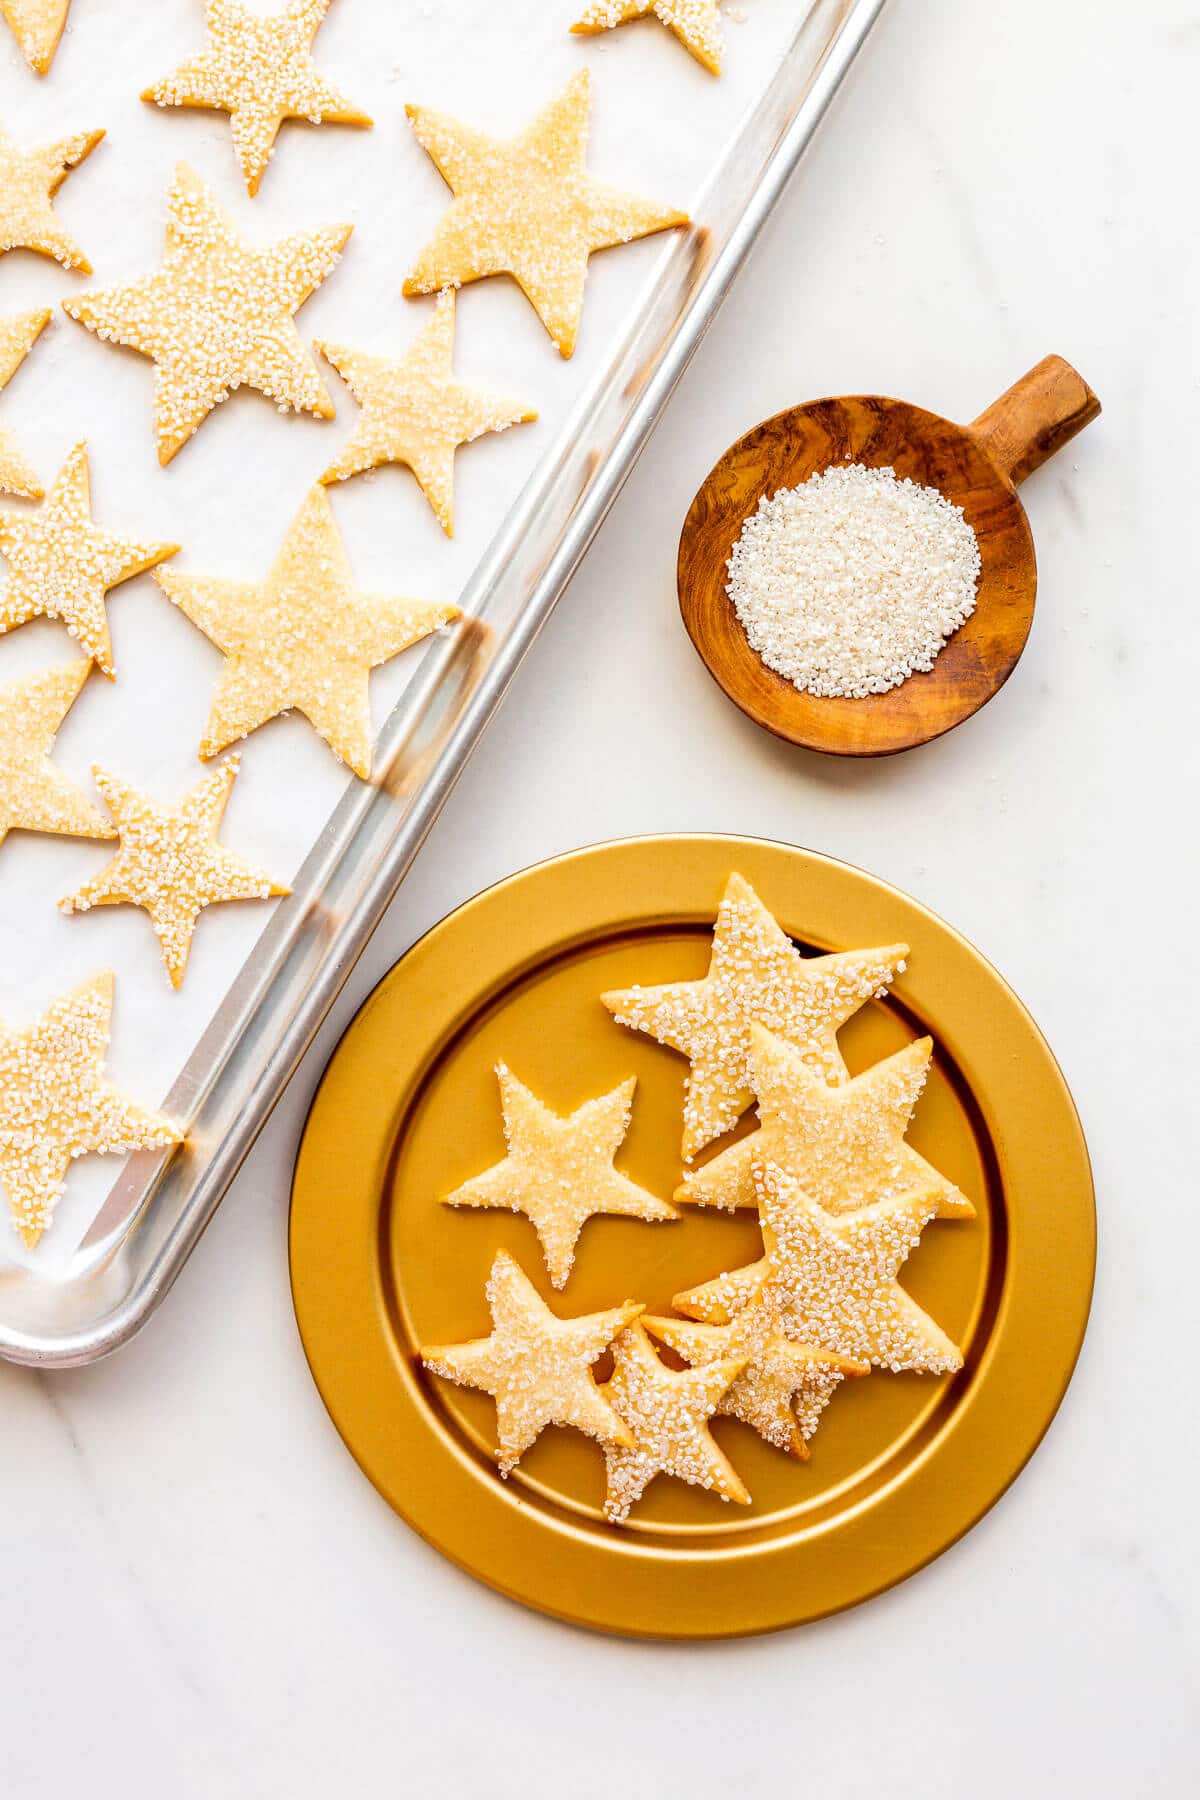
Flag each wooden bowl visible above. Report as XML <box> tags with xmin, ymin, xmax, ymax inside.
<box><xmin>677</xmin><ymin>356</ymin><xmax>1100</xmax><ymax>755</ymax></box>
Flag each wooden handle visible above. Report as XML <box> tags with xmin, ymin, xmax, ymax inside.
<box><xmin>970</xmin><ymin>355</ymin><xmax>1100</xmax><ymax>485</ymax></box>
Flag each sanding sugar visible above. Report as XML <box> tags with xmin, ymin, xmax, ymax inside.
<box><xmin>725</xmin><ymin>463</ymin><xmax>981</xmax><ymax>698</ymax></box>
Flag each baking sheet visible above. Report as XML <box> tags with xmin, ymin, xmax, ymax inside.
<box><xmin>0</xmin><ymin>0</ymin><xmax>884</xmax><ymax>1348</ymax></box>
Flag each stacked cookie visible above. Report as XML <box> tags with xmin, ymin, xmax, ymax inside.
<box><xmin>421</xmin><ymin>873</ymin><xmax>974</xmax><ymax>1526</ymax></box>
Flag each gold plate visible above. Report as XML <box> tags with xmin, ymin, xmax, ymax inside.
<box><xmin>289</xmin><ymin>835</ymin><xmax>1095</xmax><ymax>1639</ymax></box>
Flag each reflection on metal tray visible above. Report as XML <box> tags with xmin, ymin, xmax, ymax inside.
<box><xmin>0</xmin><ymin>0</ymin><xmax>887</xmax><ymax>1367</ymax></box>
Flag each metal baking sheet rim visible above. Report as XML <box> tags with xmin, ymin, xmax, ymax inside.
<box><xmin>0</xmin><ymin>0</ymin><xmax>888</xmax><ymax>1368</ymax></box>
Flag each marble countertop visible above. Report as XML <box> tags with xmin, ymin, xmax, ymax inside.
<box><xmin>3</xmin><ymin>1</ymin><xmax>1196</xmax><ymax>1794</ymax></box>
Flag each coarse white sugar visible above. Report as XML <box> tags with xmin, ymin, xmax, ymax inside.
<box><xmin>725</xmin><ymin>464</ymin><xmax>981</xmax><ymax>699</ymax></box>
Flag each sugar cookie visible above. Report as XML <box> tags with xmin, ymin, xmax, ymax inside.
<box><xmin>444</xmin><ymin>1064</ymin><xmax>677</xmax><ymax>1288</ymax></box>
<box><xmin>572</xmin><ymin>1</ymin><xmax>723</xmax><ymax>77</ymax></box>
<box><xmin>0</xmin><ymin>307</ymin><xmax>51</xmax><ymax>499</ymax></box>
<box><xmin>156</xmin><ymin>485</ymin><xmax>456</xmax><ymax>778</ymax></box>
<box><xmin>603</xmin><ymin>872</ymin><xmax>907</xmax><ymax>1159</ymax></box>
<box><xmin>63</xmin><ymin>164</ymin><xmax>350</xmax><ymax>465</ymax></box>
<box><xmin>679</xmin><ymin>1024</ymin><xmax>973</xmax><ymax>1221</ymax></box>
<box><xmin>143</xmin><ymin>0</ymin><xmax>371</xmax><ymax>198</ymax></box>
<box><xmin>316</xmin><ymin>290</ymin><xmax>536</xmax><ymax>536</ymax></box>
<box><xmin>60</xmin><ymin>755</ymin><xmax>288</xmax><ymax>989</ymax></box>
<box><xmin>1</xmin><ymin>1</ymin><xmax>71</xmax><ymax>75</ymax></box>
<box><xmin>0</xmin><ymin>442</ymin><xmax>177</xmax><ymax>677</ymax></box>
<box><xmin>0</xmin><ymin>971</ymin><xmax>180</xmax><ymax>1247</ymax></box>
<box><xmin>0</xmin><ymin>661</ymin><xmax>113</xmax><ymax>851</ymax></box>
<box><xmin>646</xmin><ymin>1294</ymin><xmax>866</xmax><ymax>1457</ymax></box>
<box><xmin>420</xmin><ymin>1249</ymin><xmax>642</xmax><ymax>1475</ymax></box>
<box><xmin>403</xmin><ymin>69</ymin><xmax>687</xmax><ymax>359</ymax></box>
<box><xmin>0</xmin><ymin>122</ymin><xmax>102</xmax><ymax>273</ymax></box>
<box><xmin>600</xmin><ymin>1321</ymin><xmax>748</xmax><ymax>1522</ymax></box>
<box><xmin>673</xmin><ymin>1160</ymin><xmax>964</xmax><ymax>1374</ymax></box>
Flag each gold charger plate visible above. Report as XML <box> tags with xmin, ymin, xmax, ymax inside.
<box><xmin>289</xmin><ymin>834</ymin><xmax>1095</xmax><ymax>1639</ymax></box>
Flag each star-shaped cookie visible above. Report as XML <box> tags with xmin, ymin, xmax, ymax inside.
<box><xmin>599</xmin><ymin>1321</ymin><xmax>748</xmax><ymax>1523</ymax></box>
<box><xmin>0</xmin><ymin>660</ymin><xmax>113</xmax><ymax>852</ymax></box>
<box><xmin>316</xmin><ymin>290</ymin><xmax>537</xmax><ymax>536</ymax></box>
<box><xmin>63</xmin><ymin>163</ymin><xmax>351</xmax><ymax>465</ymax></box>
<box><xmin>673</xmin><ymin>1161</ymin><xmax>964</xmax><ymax>1375</ymax></box>
<box><xmin>679</xmin><ymin>1024</ymin><xmax>974</xmax><ymax>1221</ymax></box>
<box><xmin>61</xmin><ymin>755</ymin><xmax>289</xmax><ymax>989</ymax></box>
<box><xmin>444</xmin><ymin>1065</ymin><xmax>677</xmax><ymax>1288</ymax></box>
<box><xmin>0</xmin><ymin>971</ymin><xmax>181</xmax><ymax>1247</ymax></box>
<box><xmin>0</xmin><ymin>122</ymin><xmax>102</xmax><ymax>272</ymax></box>
<box><xmin>572</xmin><ymin>0</ymin><xmax>723</xmax><ymax>76</ymax></box>
<box><xmin>603</xmin><ymin>872</ymin><xmax>907</xmax><ymax>1161</ymax></box>
<box><xmin>157</xmin><ymin>484</ymin><xmax>457</xmax><ymax>778</ymax></box>
<box><xmin>403</xmin><ymin>69</ymin><xmax>688</xmax><ymax>358</ymax></box>
<box><xmin>420</xmin><ymin>1249</ymin><xmax>642</xmax><ymax>1475</ymax></box>
<box><xmin>0</xmin><ymin>307</ymin><xmax>51</xmax><ymax>499</ymax></box>
<box><xmin>143</xmin><ymin>0</ymin><xmax>372</xmax><ymax>198</ymax></box>
<box><xmin>1</xmin><ymin>1</ymin><xmax>71</xmax><ymax>74</ymax></box>
<box><xmin>646</xmin><ymin>1293</ymin><xmax>866</xmax><ymax>1458</ymax></box>
<box><xmin>0</xmin><ymin>442</ymin><xmax>177</xmax><ymax>676</ymax></box>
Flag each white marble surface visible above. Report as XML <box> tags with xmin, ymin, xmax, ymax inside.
<box><xmin>2</xmin><ymin>0</ymin><xmax>1198</xmax><ymax>1794</ymax></box>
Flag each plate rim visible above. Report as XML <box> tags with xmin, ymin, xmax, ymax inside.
<box><xmin>289</xmin><ymin>832</ymin><xmax>1096</xmax><ymax>1639</ymax></box>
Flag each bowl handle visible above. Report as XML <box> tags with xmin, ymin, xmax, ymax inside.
<box><xmin>970</xmin><ymin>355</ymin><xmax>1101</xmax><ymax>486</ymax></box>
